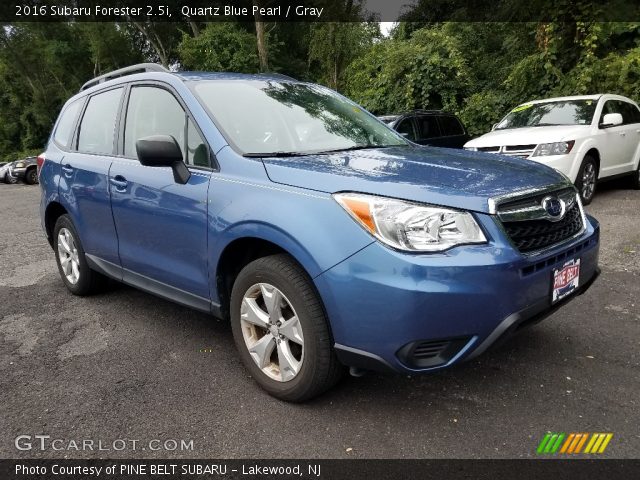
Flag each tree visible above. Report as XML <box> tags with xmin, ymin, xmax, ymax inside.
<box><xmin>178</xmin><ymin>23</ymin><xmax>260</xmax><ymax>72</ymax></box>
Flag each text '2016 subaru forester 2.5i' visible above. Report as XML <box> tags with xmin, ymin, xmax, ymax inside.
<box><xmin>39</xmin><ymin>64</ymin><xmax>600</xmax><ymax>401</ymax></box>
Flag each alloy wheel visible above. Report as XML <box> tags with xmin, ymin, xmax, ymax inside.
<box><xmin>581</xmin><ymin>163</ymin><xmax>596</xmax><ymax>200</ymax></box>
<box><xmin>57</xmin><ymin>228</ymin><xmax>80</xmax><ymax>284</ymax></box>
<box><xmin>240</xmin><ymin>283</ymin><xmax>304</xmax><ymax>382</ymax></box>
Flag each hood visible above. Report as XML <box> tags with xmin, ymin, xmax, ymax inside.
<box><xmin>261</xmin><ymin>146</ymin><xmax>566</xmax><ymax>214</ymax></box>
<box><xmin>465</xmin><ymin>125</ymin><xmax>590</xmax><ymax>148</ymax></box>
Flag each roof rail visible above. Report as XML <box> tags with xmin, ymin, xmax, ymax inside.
<box><xmin>80</xmin><ymin>63</ymin><xmax>169</xmax><ymax>91</ymax></box>
<box><xmin>264</xmin><ymin>72</ymin><xmax>297</xmax><ymax>81</ymax></box>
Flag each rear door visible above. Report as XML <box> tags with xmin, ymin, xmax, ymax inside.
<box><xmin>414</xmin><ymin>115</ymin><xmax>443</xmax><ymax>146</ymax></box>
<box><xmin>57</xmin><ymin>87</ymin><xmax>123</xmax><ymax>266</ymax></box>
<box><xmin>109</xmin><ymin>83</ymin><xmax>212</xmax><ymax>307</ymax></box>
<box><xmin>435</xmin><ymin>115</ymin><xmax>469</xmax><ymax>148</ymax></box>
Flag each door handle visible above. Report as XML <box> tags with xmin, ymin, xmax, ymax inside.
<box><xmin>620</xmin><ymin>132</ymin><xmax>626</xmax><ymax>137</ymax></box>
<box><xmin>109</xmin><ymin>175</ymin><xmax>128</xmax><ymax>191</ymax></box>
<box><xmin>61</xmin><ymin>164</ymin><xmax>73</xmax><ymax>176</ymax></box>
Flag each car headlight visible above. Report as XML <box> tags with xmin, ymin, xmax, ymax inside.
<box><xmin>334</xmin><ymin>193</ymin><xmax>487</xmax><ymax>252</ymax></box>
<box><xmin>15</xmin><ymin>162</ymin><xmax>25</xmax><ymax>168</ymax></box>
<box><xmin>464</xmin><ymin>147</ymin><xmax>477</xmax><ymax>151</ymax></box>
<box><xmin>532</xmin><ymin>141</ymin><xmax>575</xmax><ymax>157</ymax></box>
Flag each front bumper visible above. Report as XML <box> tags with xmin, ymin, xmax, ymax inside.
<box><xmin>315</xmin><ymin>214</ymin><xmax>600</xmax><ymax>374</ymax></box>
<box><xmin>529</xmin><ymin>152</ymin><xmax>579</xmax><ymax>182</ymax></box>
<box><xmin>8</xmin><ymin>167</ymin><xmax>26</xmax><ymax>180</ymax></box>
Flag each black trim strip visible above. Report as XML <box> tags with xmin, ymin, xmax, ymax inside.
<box><xmin>85</xmin><ymin>253</ymin><xmax>220</xmax><ymax>316</ymax></box>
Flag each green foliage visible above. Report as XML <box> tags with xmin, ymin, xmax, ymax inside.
<box><xmin>344</xmin><ymin>27</ymin><xmax>470</xmax><ymax>115</ymax></box>
<box><xmin>2</xmin><ymin>17</ymin><xmax>640</xmax><ymax>160</ymax></box>
<box><xmin>458</xmin><ymin>92</ymin><xmax>509</xmax><ymax>137</ymax></box>
<box><xmin>308</xmin><ymin>22</ymin><xmax>379</xmax><ymax>90</ymax></box>
<box><xmin>178</xmin><ymin>23</ymin><xmax>260</xmax><ymax>73</ymax></box>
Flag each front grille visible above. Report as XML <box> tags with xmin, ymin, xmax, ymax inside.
<box><xmin>501</xmin><ymin>201</ymin><xmax>584</xmax><ymax>253</ymax></box>
<box><xmin>477</xmin><ymin>145</ymin><xmax>536</xmax><ymax>158</ymax></box>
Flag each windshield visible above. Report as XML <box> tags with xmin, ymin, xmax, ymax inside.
<box><xmin>496</xmin><ymin>99</ymin><xmax>597</xmax><ymax>130</ymax></box>
<box><xmin>191</xmin><ymin>80</ymin><xmax>407</xmax><ymax>155</ymax></box>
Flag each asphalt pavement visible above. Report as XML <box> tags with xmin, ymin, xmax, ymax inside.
<box><xmin>0</xmin><ymin>181</ymin><xmax>638</xmax><ymax>459</ymax></box>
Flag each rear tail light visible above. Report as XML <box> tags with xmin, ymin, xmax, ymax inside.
<box><xmin>36</xmin><ymin>153</ymin><xmax>46</xmax><ymax>177</ymax></box>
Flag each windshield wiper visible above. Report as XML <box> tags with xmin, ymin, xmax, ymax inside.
<box><xmin>315</xmin><ymin>144</ymin><xmax>399</xmax><ymax>155</ymax></box>
<box><xmin>243</xmin><ymin>151</ymin><xmax>308</xmax><ymax>158</ymax></box>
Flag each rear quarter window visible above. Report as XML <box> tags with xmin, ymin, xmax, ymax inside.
<box><xmin>53</xmin><ymin>98</ymin><xmax>83</xmax><ymax>148</ymax></box>
<box><xmin>77</xmin><ymin>87</ymin><xmax>123</xmax><ymax>155</ymax></box>
<box><xmin>438</xmin><ymin>115</ymin><xmax>465</xmax><ymax>136</ymax></box>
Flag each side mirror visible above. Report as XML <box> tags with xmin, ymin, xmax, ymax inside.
<box><xmin>136</xmin><ymin>135</ymin><xmax>190</xmax><ymax>184</ymax></box>
<box><xmin>600</xmin><ymin>113</ymin><xmax>623</xmax><ymax>128</ymax></box>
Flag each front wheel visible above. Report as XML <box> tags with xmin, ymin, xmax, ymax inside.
<box><xmin>575</xmin><ymin>155</ymin><xmax>598</xmax><ymax>205</ymax></box>
<box><xmin>629</xmin><ymin>163</ymin><xmax>640</xmax><ymax>190</ymax></box>
<box><xmin>24</xmin><ymin>168</ymin><xmax>38</xmax><ymax>185</ymax></box>
<box><xmin>230</xmin><ymin>254</ymin><xmax>342</xmax><ymax>402</ymax></box>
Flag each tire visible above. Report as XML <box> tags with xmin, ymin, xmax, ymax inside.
<box><xmin>53</xmin><ymin>215</ymin><xmax>108</xmax><ymax>296</ymax></box>
<box><xmin>5</xmin><ymin>173</ymin><xmax>18</xmax><ymax>184</ymax></box>
<box><xmin>230</xmin><ymin>254</ymin><xmax>342</xmax><ymax>402</ymax></box>
<box><xmin>629</xmin><ymin>163</ymin><xmax>640</xmax><ymax>190</ymax></box>
<box><xmin>24</xmin><ymin>168</ymin><xmax>38</xmax><ymax>185</ymax></box>
<box><xmin>575</xmin><ymin>155</ymin><xmax>598</xmax><ymax>205</ymax></box>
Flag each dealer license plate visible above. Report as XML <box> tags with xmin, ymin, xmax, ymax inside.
<box><xmin>552</xmin><ymin>258</ymin><xmax>580</xmax><ymax>303</ymax></box>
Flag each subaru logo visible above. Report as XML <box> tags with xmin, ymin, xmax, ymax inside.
<box><xmin>541</xmin><ymin>196</ymin><xmax>565</xmax><ymax>221</ymax></box>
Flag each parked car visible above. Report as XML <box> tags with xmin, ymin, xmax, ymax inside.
<box><xmin>40</xmin><ymin>64</ymin><xmax>600</xmax><ymax>401</ymax></box>
<box><xmin>380</xmin><ymin>110</ymin><xmax>470</xmax><ymax>148</ymax></box>
<box><xmin>0</xmin><ymin>161</ymin><xmax>17</xmax><ymax>183</ymax></box>
<box><xmin>6</xmin><ymin>156</ymin><xmax>39</xmax><ymax>184</ymax></box>
<box><xmin>464</xmin><ymin>94</ymin><xmax>640</xmax><ymax>204</ymax></box>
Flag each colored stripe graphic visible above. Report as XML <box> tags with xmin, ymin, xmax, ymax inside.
<box><xmin>538</xmin><ymin>433</ymin><xmax>613</xmax><ymax>454</ymax></box>
<box><xmin>585</xmin><ymin>433</ymin><xmax>614</xmax><ymax>454</ymax></box>
<box><xmin>537</xmin><ymin>433</ymin><xmax>552</xmax><ymax>454</ymax></box>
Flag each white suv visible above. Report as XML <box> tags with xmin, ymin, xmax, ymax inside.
<box><xmin>464</xmin><ymin>94</ymin><xmax>640</xmax><ymax>204</ymax></box>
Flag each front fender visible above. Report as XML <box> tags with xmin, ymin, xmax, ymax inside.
<box><xmin>572</xmin><ymin>139</ymin><xmax>600</xmax><ymax>180</ymax></box>
<box><xmin>206</xmin><ymin>169</ymin><xmax>374</xmax><ymax>306</ymax></box>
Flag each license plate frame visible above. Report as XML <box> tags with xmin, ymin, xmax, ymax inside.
<box><xmin>552</xmin><ymin>258</ymin><xmax>581</xmax><ymax>303</ymax></box>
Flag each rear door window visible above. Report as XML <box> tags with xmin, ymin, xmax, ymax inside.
<box><xmin>417</xmin><ymin>115</ymin><xmax>441</xmax><ymax>139</ymax></box>
<box><xmin>438</xmin><ymin>115</ymin><xmax>465</xmax><ymax>136</ymax></box>
<box><xmin>77</xmin><ymin>88</ymin><xmax>123</xmax><ymax>154</ymax></box>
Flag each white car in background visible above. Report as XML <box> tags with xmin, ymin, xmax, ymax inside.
<box><xmin>464</xmin><ymin>94</ymin><xmax>640</xmax><ymax>204</ymax></box>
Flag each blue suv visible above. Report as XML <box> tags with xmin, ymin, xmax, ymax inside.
<box><xmin>40</xmin><ymin>64</ymin><xmax>600</xmax><ymax>401</ymax></box>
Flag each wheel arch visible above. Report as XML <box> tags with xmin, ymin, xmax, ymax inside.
<box><xmin>584</xmin><ymin>148</ymin><xmax>601</xmax><ymax>177</ymax></box>
<box><xmin>44</xmin><ymin>201</ymin><xmax>68</xmax><ymax>247</ymax></box>
<box><xmin>213</xmin><ymin>231</ymin><xmax>322</xmax><ymax>321</ymax></box>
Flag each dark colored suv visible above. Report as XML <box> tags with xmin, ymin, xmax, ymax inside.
<box><xmin>380</xmin><ymin>110</ymin><xmax>470</xmax><ymax>148</ymax></box>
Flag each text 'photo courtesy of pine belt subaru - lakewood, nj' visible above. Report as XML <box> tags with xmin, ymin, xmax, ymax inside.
<box><xmin>38</xmin><ymin>64</ymin><xmax>600</xmax><ymax>402</ymax></box>
<box><xmin>464</xmin><ymin>94</ymin><xmax>640</xmax><ymax>205</ymax></box>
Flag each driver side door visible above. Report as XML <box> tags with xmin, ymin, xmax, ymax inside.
<box><xmin>109</xmin><ymin>84</ymin><xmax>213</xmax><ymax>310</ymax></box>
